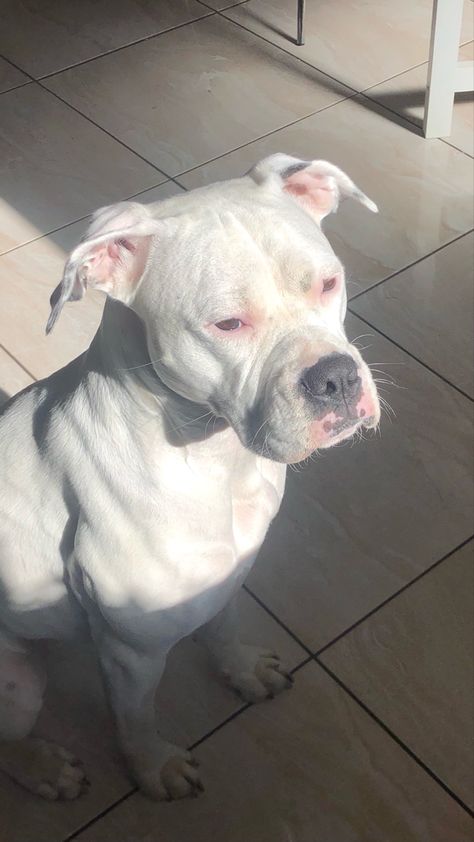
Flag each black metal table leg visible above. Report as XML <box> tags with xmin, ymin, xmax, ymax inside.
<box><xmin>297</xmin><ymin>0</ymin><xmax>305</xmax><ymax>45</ymax></box>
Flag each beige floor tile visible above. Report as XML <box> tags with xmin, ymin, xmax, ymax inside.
<box><xmin>202</xmin><ymin>0</ymin><xmax>246</xmax><ymax>10</ymax></box>
<box><xmin>226</xmin><ymin>0</ymin><xmax>474</xmax><ymax>92</ymax></box>
<box><xmin>44</xmin><ymin>15</ymin><xmax>351</xmax><ymax>176</ymax></box>
<box><xmin>366</xmin><ymin>43</ymin><xmax>474</xmax><ymax>157</ymax></box>
<box><xmin>0</xmin><ymin>84</ymin><xmax>162</xmax><ymax>254</ymax></box>
<box><xmin>74</xmin><ymin>661</ymin><xmax>473</xmax><ymax>842</ymax></box>
<box><xmin>0</xmin><ymin>56</ymin><xmax>29</xmax><ymax>94</ymax></box>
<box><xmin>1</xmin><ymin>591</ymin><xmax>304</xmax><ymax>842</ymax></box>
<box><xmin>0</xmin><ymin>0</ymin><xmax>210</xmax><ymax>78</ymax></box>
<box><xmin>0</xmin><ymin>182</ymin><xmax>182</xmax><ymax>379</ymax></box>
<box><xmin>0</xmin><ymin>348</ymin><xmax>33</xmax><ymax>402</ymax></box>
<box><xmin>178</xmin><ymin>95</ymin><xmax>474</xmax><ymax>292</ymax></box>
<box><xmin>351</xmin><ymin>232</ymin><xmax>474</xmax><ymax>398</ymax></box>
<box><xmin>321</xmin><ymin>541</ymin><xmax>474</xmax><ymax>810</ymax></box>
<box><xmin>246</xmin><ymin>313</ymin><xmax>473</xmax><ymax>651</ymax></box>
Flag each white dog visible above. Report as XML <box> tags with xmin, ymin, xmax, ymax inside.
<box><xmin>0</xmin><ymin>154</ymin><xmax>380</xmax><ymax>801</ymax></box>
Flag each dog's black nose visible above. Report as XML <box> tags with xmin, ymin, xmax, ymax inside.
<box><xmin>301</xmin><ymin>353</ymin><xmax>361</xmax><ymax>407</ymax></box>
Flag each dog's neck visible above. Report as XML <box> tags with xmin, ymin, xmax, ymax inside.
<box><xmin>87</xmin><ymin>298</ymin><xmax>228</xmax><ymax>448</ymax></box>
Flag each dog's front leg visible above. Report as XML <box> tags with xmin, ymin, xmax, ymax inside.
<box><xmin>196</xmin><ymin>594</ymin><xmax>294</xmax><ymax>703</ymax></box>
<box><xmin>93</xmin><ymin>624</ymin><xmax>203</xmax><ymax>800</ymax></box>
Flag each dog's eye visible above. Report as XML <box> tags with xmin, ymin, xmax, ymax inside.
<box><xmin>215</xmin><ymin>318</ymin><xmax>243</xmax><ymax>331</ymax></box>
<box><xmin>322</xmin><ymin>276</ymin><xmax>337</xmax><ymax>293</ymax></box>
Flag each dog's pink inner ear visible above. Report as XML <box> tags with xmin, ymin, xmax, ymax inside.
<box><xmin>283</xmin><ymin>170</ymin><xmax>337</xmax><ymax>222</ymax></box>
<box><xmin>85</xmin><ymin>235</ymin><xmax>149</xmax><ymax>295</ymax></box>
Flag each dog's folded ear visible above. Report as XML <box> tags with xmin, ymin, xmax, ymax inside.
<box><xmin>46</xmin><ymin>202</ymin><xmax>161</xmax><ymax>334</ymax></box>
<box><xmin>248</xmin><ymin>154</ymin><xmax>378</xmax><ymax>224</ymax></box>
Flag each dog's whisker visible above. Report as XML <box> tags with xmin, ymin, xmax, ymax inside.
<box><xmin>118</xmin><ymin>356</ymin><xmax>165</xmax><ymax>372</ymax></box>
<box><xmin>251</xmin><ymin>417</ymin><xmax>271</xmax><ymax>449</ymax></box>
<box><xmin>351</xmin><ymin>333</ymin><xmax>375</xmax><ymax>346</ymax></box>
<box><xmin>171</xmin><ymin>411</ymin><xmax>214</xmax><ymax>434</ymax></box>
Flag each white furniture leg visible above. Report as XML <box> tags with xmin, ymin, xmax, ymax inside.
<box><xmin>424</xmin><ymin>0</ymin><xmax>474</xmax><ymax>138</ymax></box>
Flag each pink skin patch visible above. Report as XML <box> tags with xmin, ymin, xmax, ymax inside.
<box><xmin>310</xmin><ymin>390</ymin><xmax>378</xmax><ymax>449</ymax></box>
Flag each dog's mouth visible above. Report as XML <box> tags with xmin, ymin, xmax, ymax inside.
<box><xmin>325</xmin><ymin>413</ymin><xmax>375</xmax><ymax>437</ymax></box>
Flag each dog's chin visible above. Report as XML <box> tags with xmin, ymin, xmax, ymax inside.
<box><xmin>316</xmin><ymin>419</ymin><xmax>363</xmax><ymax>449</ymax></box>
<box><xmin>282</xmin><ymin>417</ymin><xmax>374</xmax><ymax>463</ymax></box>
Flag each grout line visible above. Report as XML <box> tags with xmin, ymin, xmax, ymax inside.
<box><xmin>315</xmin><ymin>659</ymin><xmax>474</xmax><ymax>818</ymax></box>
<box><xmin>243</xmin><ymin>585</ymin><xmax>313</xmax><ymax>655</ymax></box>
<box><xmin>348</xmin><ymin>309</ymin><xmax>474</xmax><ymax>401</ymax></box>
<box><xmin>0</xmin><ymin>177</ymin><xmax>175</xmax><ymax>260</ymax></box>
<box><xmin>64</xmin><ymin>787</ymin><xmax>137</xmax><ymax>841</ymax></box>
<box><xmin>216</xmin><ymin>8</ymin><xmax>360</xmax><ymax>97</ymax></box>
<box><xmin>190</xmin><ymin>656</ymin><xmax>312</xmax><ymax>751</ymax></box>
<box><xmin>36</xmin><ymin>79</ymin><xmax>174</xmax><ymax>177</ymax></box>
<box><xmin>358</xmin><ymin>89</ymin><xmax>474</xmax><ymax>160</ymax></box>
<box><xmin>172</xmin><ymin>92</ymin><xmax>360</xmax><ymax>181</ymax></box>
<box><xmin>0</xmin><ymin>57</ymin><xmax>178</xmax><ymax>185</ymax></box>
<box><xmin>439</xmin><ymin>135</ymin><xmax>474</xmax><ymax>159</ymax></box>
<box><xmin>1</xmin><ymin>79</ymin><xmax>33</xmax><ymax>95</ymax></box>
<box><xmin>64</xmin><ymin>656</ymin><xmax>311</xmax><ymax>841</ymax></box>
<box><xmin>348</xmin><ymin>229</ymin><xmax>474</xmax><ymax>304</ymax></box>
<box><xmin>0</xmin><ymin>343</ymin><xmax>36</xmax><ymax>381</ymax></box>
<box><xmin>315</xmin><ymin>535</ymin><xmax>474</xmax><ymax>657</ymax></box>
<box><xmin>359</xmin><ymin>40</ymin><xmax>474</xmax><ymax>160</ymax></box>
<box><xmin>14</xmin><ymin>12</ymin><xmax>217</xmax><ymax>82</ymax></box>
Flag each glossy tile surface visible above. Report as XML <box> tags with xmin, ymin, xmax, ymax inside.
<box><xmin>367</xmin><ymin>42</ymin><xmax>474</xmax><ymax>157</ymax></box>
<box><xmin>247</xmin><ymin>313</ymin><xmax>474</xmax><ymax>651</ymax></box>
<box><xmin>351</xmin><ymin>232</ymin><xmax>474</xmax><ymax>397</ymax></box>
<box><xmin>321</xmin><ymin>541</ymin><xmax>474</xmax><ymax>809</ymax></box>
<box><xmin>226</xmin><ymin>0</ymin><xmax>474</xmax><ymax>91</ymax></box>
<box><xmin>0</xmin><ymin>0</ymin><xmax>210</xmax><ymax>77</ymax></box>
<box><xmin>75</xmin><ymin>661</ymin><xmax>473</xmax><ymax>842</ymax></box>
<box><xmin>44</xmin><ymin>15</ymin><xmax>351</xmax><ymax>176</ymax></box>
<box><xmin>0</xmin><ymin>84</ymin><xmax>162</xmax><ymax>254</ymax></box>
<box><xmin>178</xmin><ymin>96</ymin><xmax>474</xmax><ymax>292</ymax></box>
<box><xmin>1</xmin><ymin>591</ymin><xmax>305</xmax><ymax>842</ymax></box>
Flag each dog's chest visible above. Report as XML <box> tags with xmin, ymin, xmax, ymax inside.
<box><xmin>230</xmin><ymin>457</ymin><xmax>285</xmax><ymax>561</ymax></box>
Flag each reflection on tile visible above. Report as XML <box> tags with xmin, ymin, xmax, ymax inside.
<box><xmin>0</xmin><ymin>56</ymin><xmax>29</xmax><ymax>93</ymax></box>
<box><xmin>226</xmin><ymin>0</ymin><xmax>474</xmax><ymax>91</ymax></box>
<box><xmin>0</xmin><ymin>182</ymin><xmax>183</xmax><ymax>379</ymax></box>
<box><xmin>75</xmin><ymin>661</ymin><xmax>473</xmax><ymax>842</ymax></box>
<box><xmin>351</xmin><ymin>232</ymin><xmax>474</xmax><ymax>397</ymax></box>
<box><xmin>0</xmin><ymin>84</ymin><xmax>161</xmax><ymax>253</ymax></box>
<box><xmin>367</xmin><ymin>43</ymin><xmax>474</xmax><ymax>156</ymax></box>
<box><xmin>321</xmin><ymin>541</ymin><xmax>474</xmax><ymax>809</ymax></box>
<box><xmin>0</xmin><ymin>348</ymin><xmax>33</xmax><ymax>401</ymax></box>
<box><xmin>44</xmin><ymin>15</ymin><xmax>351</xmax><ymax>176</ymax></box>
<box><xmin>178</xmin><ymin>95</ymin><xmax>474</xmax><ymax>292</ymax></box>
<box><xmin>0</xmin><ymin>0</ymin><xmax>210</xmax><ymax>78</ymax></box>
<box><xmin>247</xmin><ymin>313</ymin><xmax>473</xmax><ymax>651</ymax></box>
<box><xmin>1</xmin><ymin>592</ymin><xmax>304</xmax><ymax>842</ymax></box>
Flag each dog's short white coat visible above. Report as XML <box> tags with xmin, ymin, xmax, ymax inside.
<box><xmin>0</xmin><ymin>155</ymin><xmax>379</xmax><ymax>800</ymax></box>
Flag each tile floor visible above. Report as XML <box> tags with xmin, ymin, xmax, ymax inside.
<box><xmin>0</xmin><ymin>1</ymin><xmax>473</xmax><ymax>840</ymax></box>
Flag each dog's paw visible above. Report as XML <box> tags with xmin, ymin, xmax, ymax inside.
<box><xmin>222</xmin><ymin>645</ymin><xmax>294</xmax><ymax>703</ymax></box>
<box><xmin>0</xmin><ymin>737</ymin><xmax>89</xmax><ymax>800</ymax></box>
<box><xmin>137</xmin><ymin>746</ymin><xmax>204</xmax><ymax>801</ymax></box>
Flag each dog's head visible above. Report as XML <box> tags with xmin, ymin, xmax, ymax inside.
<box><xmin>48</xmin><ymin>154</ymin><xmax>380</xmax><ymax>463</ymax></box>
